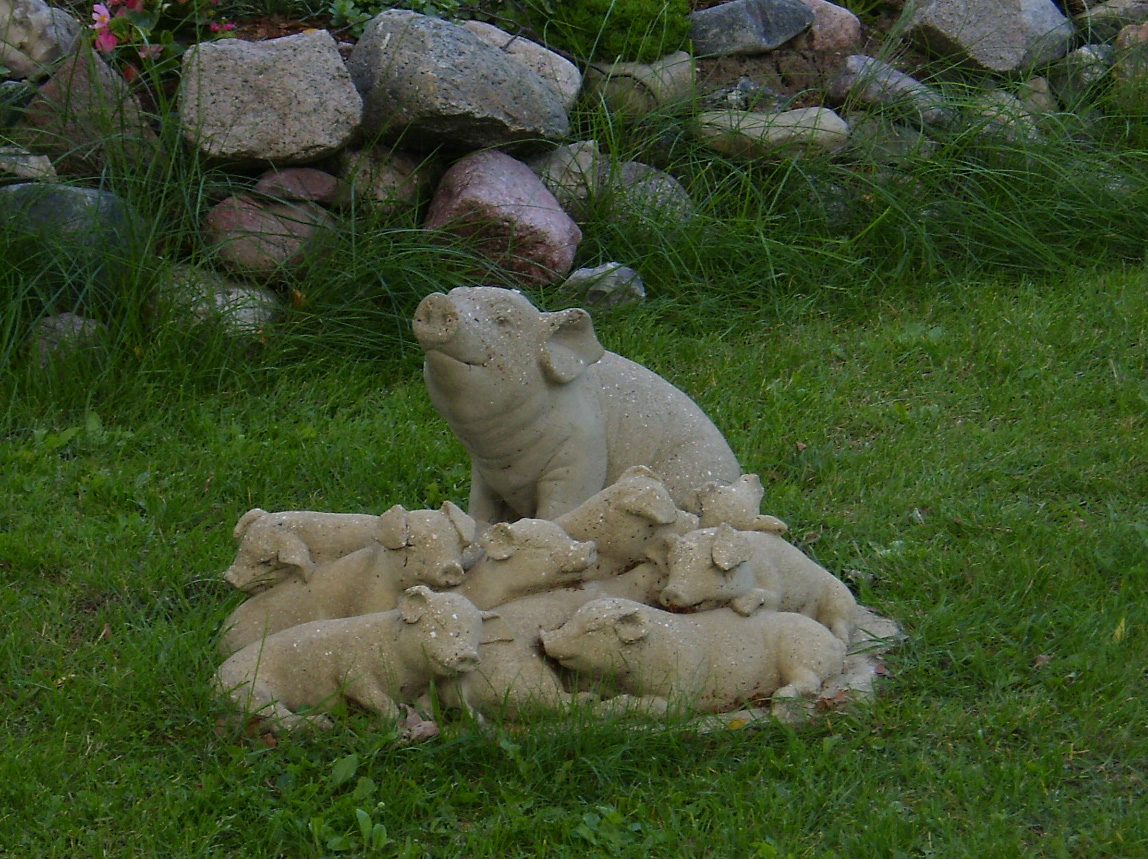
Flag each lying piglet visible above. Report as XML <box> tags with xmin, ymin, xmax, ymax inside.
<box><xmin>219</xmin><ymin>503</ymin><xmax>475</xmax><ymax>655</ymax></box>
<box><xmin>697</xmin><ymin>474</ymin><xmax>788</xmax><ymax>535</ymax></box>
<box><xmin>224</xmin><ymin>501</ymin><xmax>475</xmax><ymax>593</ymax></box>
<box><xmin>214</xmin><ymin>586</ymin><xmax>485</xmax><ymax>734</ymax></box>
<box><xmin>432</xmin><ymin>564</ymin><xmax>665</xmax><ymax>719</ymax></box>
<box><xmin>539</xmin><ymin>597</ymin><xmax>846</xmax><ymax>717</ymax></box>
<box><xmin>451</xmin><ymin>518</ymin><xmax>596</xmax><ymax>610</ymax></box>
<box><xmin>555</xmin><ymin>465</ymin><xmax>698</xmax><ymax>580</ymax></box>
<box><xmin>660</xmin><ymin>524</ymin><xmax>856</xmax><ymax>642</ymax></box>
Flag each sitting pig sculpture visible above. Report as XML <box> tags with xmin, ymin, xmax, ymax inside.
<box><xmin>556</xmin><ymin>465</ymin><xmax>699</xmax><ymax>580</ymax></box>
<box><xmin>215</xmin><ymin>586</ymin><xmax>486</xmax><ymax>734</ymax></box>
<box><xmin>219</xmin><ymin>503</ymin><xmax>476</xmax><ymax>655</ymax></box>
<box><xmin>540</xmin><ymin>598</ymin><xmax>847</xmax><ymax>717</ymax></box>
<box><xmin>660</xmin><ymin>524</ymin><xmax>857</xmax><ymax>642</ymax></box>
<box><xmin>412</xmin><ymin>286</ymin><xmax>741</xmax><ymax>527</ymax></box>
<box><xmin>451</xmin><ymin>518</ymin><xmax>596</xmax><ymax>610</ymax></box>
<box><xmin>223</xmin><ymin>501</ymin><xmax>474</xmax><ymax>593</ymax></box>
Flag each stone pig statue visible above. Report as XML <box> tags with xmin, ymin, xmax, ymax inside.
<box><xmin>451</xmin><ymin>518</ymin><xmax>597</xmax><ymax>610</ymax></box>
<box><xmin>660</xmin><ymin>524</ymin><xmax>857</xmax><ymax>642</ymax></box>
<box><xmin>556</xmin><ymin>465</ymin><xmax>699</xmax><ymax>580</ymax></box>
<box><xmin>219</xmin><ymin>503</ymin><xmax>477</xmax><ymax>655</ymax></box>
<box><xmin>539</xmin><ymin>597</ymin><xmax>846</xmax><ymax>717</ymax></box>
<box><xmin>412</xmin><ymin>286</ymin><xmax>741</xmax><ymax>527</ymax></box>
<box><xmin>214</xmin><ymin>586</ymin><xmax>486</xmax><ymax>734</ymax></box>
<box><xmin>697</xmin><ymin>474</ymin><xmax>788</xmax><ymax>535</ymax></box>
<box><xmin>223</xmin><ymin>501</ymin><xmax>475</xmax><ymax>593</ymax></box>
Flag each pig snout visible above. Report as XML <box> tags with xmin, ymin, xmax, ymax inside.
<box><xmin>412</xmin><ymin>293</ymin><xmax>459</xmax><ymax>346</ymax></box>
<box><xmin>539</xmin><ymin>628</ymin><xmax>579</xmax><ymax>664</ymax></box>
<box><xmin>428</xmin><ymin>560</ymin><xmax>466</xmax><ymax>589</ymax></box>
<box><xmin>658</xmin><ymin>584</ymin><xmax>698</xmax><ymax>611</ymax></box>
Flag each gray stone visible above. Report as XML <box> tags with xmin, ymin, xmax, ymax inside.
<box><xmin>560</xmin><ymin>263</ymin><xmax>646</xmax><ymax>308</ymax></box>
<box><xmin>0</xmin><ymin>0</ymin><xmax>80</xmax><ymax>80</ymax></box>
<box><xmin>28</xmin><ymin>312</ymin><xmax>104</xmax><ymax>367</ymax></box>
<box><xmin>180</xmin><ymin>30</ymin><xmax>362</xmax><ymax>166</ymax></box>
<box><xmin>909</xmin><ymin>0</ymin><xmax>1074</xmax><ymax>73</ymax></box>
<box><xmin>695</xmin><ymin>107</ymin><xmax>850</xmax><ymax>158</ymax></box>
<box><xmin>334</xmin><ymin>146</ymin><xmax>432</xmax><ymax>213</ymax></box>
<box><xmin>158</xmin><ymin>265</ymin><xmax>282</xmax><ymax>338</ymax></box>
<box><xmin>597</xmin><ymin>161</ymin><xmax>695</xmax><ymax>225</ymax></box>
<box><xmin>965</xmin><ymin>90</ymin><xmax>1041</xmax><ymax>143</ymax></box>
<box><xmin>583</xmin><ymin>52</ymin><xmax>695</xmax><ymax>117</ymax></box>
<box><xmin>461</xmin><ymin>20</ymin><xmax>582</xmax><ymax>111</ymax></box>
<box><xmin>526</xmin><ymin>140</ymin><xmax>601</xmax><ymax>214</ymax></box>
<box><xmin>689</xmin><ymin>0</ymin><xmax>815</xmax><ymax>56</ymax></box>
<box><xmin>0</xmin><ymin>143</ymin><xmax>54</xmax><ymax>182</ymax></box>
<box><xmin>1048</xmin><ymin>45</ymin><xmax>1115</xmax><ymax>107</ymax></box>
<box><xmin>1080</xmin><ymin>0</ymin><xmax>1148</xmax><ymax>41</ymax></box>
<box><xmin>845</xmin><ymin>115</ymin><xmax>936</xmax><ymax>164</ymax></box>
<box><xmin>423</xmin><ymin>150</ymin><xmax>582</xmax><ymax>286</ymax></box>
<box><xmin>347</xmin><ymin>10</ymin><xmax>568</xmax><ymax>150</ymax></box>
<box><xmin>828</xmin><ymin>55</ymin><xmax>956</xmax><ymax>128</ymax></box>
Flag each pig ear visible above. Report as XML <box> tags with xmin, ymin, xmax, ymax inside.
<box><xmin>620</xmin><ymin>485</ymin><xmax>679</xmax><ymax>526</ymax></box>
<box><xmin>614</xmin><ymin>607</ymin><xmax>649</xmax><ymax>644</ymax></box>
<box><xmin>540</xmin><ymin>308</ymin><xmax>605</xmax><ymax>384</ymax></box>
<box><xmin>399</xmin><ymin>585</ymin><xmax>432</xmax><ymax>623</ymax></box>
<box><xmin>619</xmin><ymin>464</ymin><xmax>662</xmax><ymax>482</ymax></box>
<box><xmin>441</xmin><ymin>500</ymin><xmax>477</xmax><ymax>545</ymax></box>
<box><xmin>233</xmin><ymin>508</ymin><xmax>267</xmax><ymax>541</ymax></box>
<box><xmin>711</xmin><ymin>523</ymin><xmax>753</xmax><ymax>571</ymax></box>
<box><xmin>276</xmin><ymin>535</ymin><xmax>315</xmax><ymax>581</ymax></box>
<box><xmin>481</xmin><ymin>522</ymin><xmax>517</xmax><ymax>561</ymax></box>
<box><xmin>377</xmin><ymin>505</ymin><xmax>410</xmax><ymax>550</ymax></box>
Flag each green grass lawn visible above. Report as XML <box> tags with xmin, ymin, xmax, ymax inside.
<box><xmin>2</xmin><ymin>264</ymin><xmax>1145</xmax><ymax>857</ymax></box>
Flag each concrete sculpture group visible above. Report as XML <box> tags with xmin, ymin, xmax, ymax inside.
<box><xmin>214</xmin><ymin>286</ymin><xmax>897</xmax><ymax>735</ymax></box>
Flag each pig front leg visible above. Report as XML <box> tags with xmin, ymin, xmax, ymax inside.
<box><xmin>533</xmin><ymin>458</ymin><xmax>609</xmax><ymax>521</ymax></box>
<box><xmin>468</xmin><ymin>465</ymin><xmax>519</xmax><ymax>531</ymax></box>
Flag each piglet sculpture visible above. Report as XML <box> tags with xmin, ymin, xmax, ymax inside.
<box><xmin>214</xmin><ymin>586</ymin><xmax>485</xmax><ymax>734</ymax></box>
<box><xmin>219</xmin><ymin>503</ymin><xmax>476</xmax><ymax>655</ymax></box>
<box><xmin>540</xmin><ymin>597</ymin><xmax>846</xmax><ymax>717</ymax></box>
<box><xmin>697</xmin><ymin>474</ymin><xmax>788</xmax><ymax>535</ymax></box>
<box><xmin>451</xmin><ymin>518</ymin><xmax>596</xmax><ymax>610</ymax></box>
<box><xmin>660</xmin><ymin>524</ymin><xmax>857</xmax><ymax>641</ymax></box>
<box><xmin>412</xmin><ymin>286</ymin><xmax>741</xmax><ymax>527</ymax></box>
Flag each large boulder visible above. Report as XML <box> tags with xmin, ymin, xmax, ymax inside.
<box><xmin>346</xmin><ymin>10</ymin><xmax>569</xmax><ymax>150</ymax></box>
<box><xmin>909</xmin><ymin>0</ymin><xmax>1074</xmax><ymax>73</ymax></box>
<box><xmin>180</xmin><ymin>30</ymin><xmax>362</xmax><ymax>166</ymax></box>
<box><xmin>0</xmin><ymin>0</ymin><xmax>80</xmax><ymax>80</ymax></box>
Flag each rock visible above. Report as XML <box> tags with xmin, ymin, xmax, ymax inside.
<box><xmin>1047</xmin><ymin>44</ymin><xmax>1115</xmax><ymax>108</ymax></box>
<box><xmin>0</xmin><ymin>143</ymin><xmax>54</xmax><ymax>182</ymax></box>
<box><xmin>828</xmin><ymin>55</ymin><xmax>956</xmax><ymax>129</ymax></box>
<box><xmin>0</xmin><ymin>0</ymin><xmax>81</xmax><ymax>80</ymax></box>
<box><xmin>560</xmin><ymin>263</ymin><xmax>646</xmax><ymax>307</ymax></box>
<box><xmin>909</xmin><ymin>0</ymin><xmax>1074</xmax><ymax>73</ymax></box>
<box><xmin>526</xmin><ymin>140</ymin><xmax>601</xmax><ymax>214</ymax></box>
<box><xmin>1017</xmin><ymin>76</ymin><xmax>1062</xmax><ymax>122</ymax></box>
<box><xmin>1080</xmin><ymin>0</ymin><xmax>1148</xmax><ymax>41</ymax></box>
<box><xmin>204</xmin><ymin>194</ymin><xmax>335</xmax><ymax>276</ymax></box>
<box><xmin>254</xmin><ymin>167</ymin><xmax>340</xmax><ymax>206</ymax></box>
<box><xmin>180</xmin><ymin>30</ymin><xmax>362</xmax><ymax>166</ymax></box>
<box><xmin>845</xmin><ymin>115</ymin><xmax>936</xmax><ymax>164</ymax></box>
<box><xmin>157</xmin><ymin>265</ymin><xmax>282</xmax><ymax>337</ymax></box>
<box><xmin>689</xmin><ymin>0</ymin><xmax>815</xmax><ymax>56</ymax></box>
<box><xmin>15</xmin><ymin>45</ymin><xmax>160</xmax><ymax>175</ymax></box>
<box><xmin>583</xmin><ymin>52</ymin><xmax>695</xmax><ymax>117</ymax></box>
<box><xmin>423</xmin><ymin>150</ymin><xmax>582</xmax><ymax>286</ymax></box>
<box><xmin>334</xmin><ymin>146</ymin><xmax>432</xmax><ymax>213</ymax></box>
<box><xmin>27</xmin><ymin>312</ymin><xmax>104</xmax><ymax>367</ymax></box>
<box><xmin>461</xmin><ymin>20</ymin><xmax>582</xmax><ymax>110</ymax></box>
<box><xmin>695</xmin><ymin>107</ymin><xmax>850</xmax><ymax>158</ymax></box>
<box><xmin>596</xmin><ymin>160</ymin><xmax>695</xmax><ymax>225</ymax></box>
<box><xmin>1</xmin><ymin>79</ymin><xmax>37</xmax><ymax>129</ymax></box>
<box><xmin>795</xmin><ymin>0</ymin><xmax>863</xmax><ymax>53</ymax></box>
<box><xmin>347</xmin><ymin>10</ymin><xmax>569</xmax><ymax>150</ymax></box>
<box><xmin>1111</xmin><ymin>21</ymin><xmax>1148</xmax><ymax>109</ymax></box>
<box><xmin>965</xmin><ymin>90</ymin><xmax>1041</xmax><ymax>143</ymax></box>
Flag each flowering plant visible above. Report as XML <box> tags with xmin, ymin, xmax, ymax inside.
<box><xmin>88</xmin><ymin>0</ymin><xmax>234</xmax><ymax>70</ymax></box>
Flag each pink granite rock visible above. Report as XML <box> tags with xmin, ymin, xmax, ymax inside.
<box><xmin>254</xmin><ymin>168</ymin><xmax>340</xmax><ymax>206</ymax></box>
<box><xmin>205</xmin><ymin>194</ymin><xmax>334</xmax><ymax>275</ymax></box>
<box><xmin>423</xmin><ymin>150</ymin><xmax>582</xmax><ymax>286</ymax></box>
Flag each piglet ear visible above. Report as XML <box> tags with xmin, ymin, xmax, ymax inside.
<box><xmin>441</xmin><ymin>500</ymin><xmax>477</xmax><ymax>544</ymax></box>
<box><xmin>711</xmin><ymin>523</ymin><xmax>752</xmax><ymax>571</ymax></box>
<box><xmin>620</xmin><ymin>484</ymin><xmax>679</xmax><ymax>525</ymax></box>
<box><xmin>377</xmin><ymin>504</ymin><xmax>410</xmax><ymax>550</ymax></box>
<box><xmin>399</xmin><ymin>585</ymin><xmax>432</xmax><ymax>623</ymax></box>
<box><xmin>276</xmin><ymin>535</ymin><xmax>315</xmax><ymax>581</ymax></box>
<box><xmin>233</xmin><ymin>508</ymin><xmax>267</xmax><ymax>540</ymax></box>
<box><xmin>480</xmin><ymin>522</ymin><xmax>517</xmax><ymax>561</ymax></box>
<box><xmin>614</xmin><ymin>607</ymin><xmax>649</xmax><ymax>644</ymax></box>
<box><xmin>540</xmin><ymin>308</ymin><xmax>605</xmax><ymax>384</ymax></box>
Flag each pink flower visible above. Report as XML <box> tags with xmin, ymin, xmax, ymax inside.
<box><xmin>209</xmin><ymin>20</ymin><xmax>235</xmax><ymax>32</ymax></box>
<box><xmin>90</xmin><ymin>3</ymin><xmax>111</xmax><ymax>29</ymax></box>
<box><xmin>138</xmin><ymin>43</ymin><xmax>163</xmax><ymax>60</ymax></box>
<box><xmin>124</xmin><ymin>0</ymin><xmax>145</xmax><ymax>11</ymax></box>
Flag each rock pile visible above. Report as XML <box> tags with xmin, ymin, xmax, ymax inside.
<box><xmin>4</xmin><ymin>0</ymin><xmax>1148</xmax><ymax>359</ymax></box>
